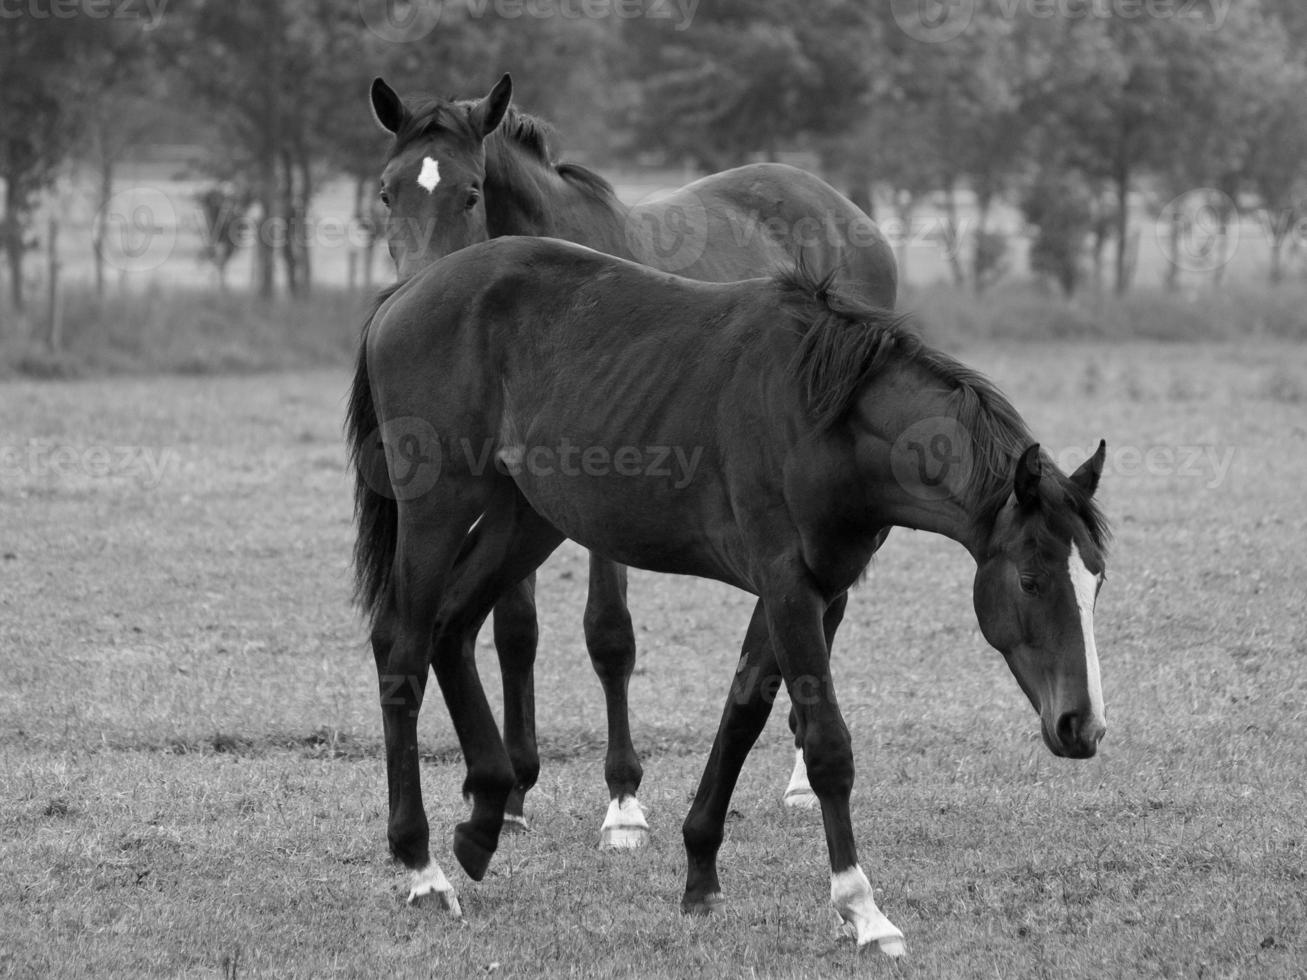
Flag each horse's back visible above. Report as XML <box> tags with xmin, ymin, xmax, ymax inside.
<box><xmin>662</xmin><ymin>163</ymin><xmax>897</xmax><ymax>306</ymax></box>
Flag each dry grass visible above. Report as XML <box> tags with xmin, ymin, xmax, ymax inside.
<box><xmin>2</xmin><ymin>339</ymin><xmax>1305</xmax><ymax>977</ymax></box>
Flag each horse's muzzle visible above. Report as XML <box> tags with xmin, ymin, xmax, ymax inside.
<box><xmin>1042</xmin><ymin>711</ymin><xmax>1106</xmax><ymax>759</ymax></box>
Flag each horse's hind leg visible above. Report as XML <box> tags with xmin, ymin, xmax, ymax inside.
<box><xmin>429</xmin><ymin>491</ymin><xmax>565</xmax><ymax>882</ymax></box>
<box><xmin>584</xmin><ymin>554</ymin><xmax>648</xmax><ymax>849</ymax></box>
<box><xmin>783</xmin><ymin>591</ymin><xmax>847</xmax><ymax>809</ymax></box>
<box><xmin>374</xmin><ymin>495</ymin><xmax>486</xmax><ymax>913</ymax></box>
<box><xmin>492</xmin><ymin>574</ymin><xmax>540</xmax><ymax>832</ymax></box>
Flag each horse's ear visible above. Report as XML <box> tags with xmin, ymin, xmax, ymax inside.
<box><xmin>370</xmin><ymin>77</ymin><xmax>406</xmax><ymax>135</ymax></box>
<box><xmin>1070</xmin><ymin>439</ymin><xmax>1106</xmax><ymax>497</ymax></box>
<box><xmin>1014</xmin><ymin>444</ymin><xmax>1042</xmax><ymax>509</ymax></box>
<box><xmin>470</xmin><ymin>73</ymin><xmax>512</xmax><ymax>138</ymax></box>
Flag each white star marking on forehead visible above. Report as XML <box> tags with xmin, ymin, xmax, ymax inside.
<box><xmin>416</xmin><ymin>156</ymin><xmax>441</xmax><ymax>194</ymax></box>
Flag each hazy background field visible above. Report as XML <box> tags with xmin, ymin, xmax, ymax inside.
<box><xmin>3</xmin><ymin>338</ymin><xmax>1304</xmax><ymax>978</ymax></box>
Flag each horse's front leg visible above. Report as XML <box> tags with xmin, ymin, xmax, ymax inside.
<box><xmin>764</xmin><ymin>581</ymin><xmax>903</xmax><ymax>957</ymax></box>
<box><xmin>583</xmin><ymin>553</ymin><xmax>648</xmax><ymax>848</ymax></box>
<box><xmin>492</xmin><ymin>573</ymin><xmax>541</xmax><ymax>832</ymax></box>
<box><xmin>681</xmin><ymin>598</ymin><xmax>780</xmax><ymax>912</ymax></box>
<box><xmin>783</xmin><ymin>591</ymin><xmax>848</xmax><ymax>809</ymax></box>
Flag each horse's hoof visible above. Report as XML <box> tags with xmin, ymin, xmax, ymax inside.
<box><xmin>599</xmin><ymin>796</ymin><xmax>649</xmax><ymax>850</ymax></box>
<box><xmin>453</xmin><ymin>821</ymin><xmax>497</xmax><ymax>882</ymax></box>
<box><xmin>782</xmin><ymin>789</ymin><xmax>820</xmax><ymax>810</ymax></box>
<box><xmin>406</xmin><ymin>864</ymin><xmax>462</xmax><ymax>917</ymax></box>
<box><xmin>680</xmin><ymin>891</ymin><xmax>725</xmax><ymax>915</ymax></box>
<box><xmin>877</xmin><ymin>937</ymin><xmax>907</xmax><ymax>958</ymax></box>
<box><xmin>501</xmin><ymin>813</ymin><xmax>530</xmax><ymax>835</ymax></box>
<box><xmin>600</xmin><ymin>825</ymin><xmax>649</xmax><ymax>849</ymax></box>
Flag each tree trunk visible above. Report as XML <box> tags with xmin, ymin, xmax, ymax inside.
<box><xmin>1113</xmin><ymin>161</ymin><xmax>1130</xmax><ymax>297</ymax></box>
<box><xmin>1165</xmin><ymin>207</ymin><xmax>1182</xmax><ymax>293</ymax></box>
<box><xmin>279</xmin><ymin>150</ymin><xmax>299</xmax><ymax>297</ymax></box>
<box><xmin>256</xmin><ymin>152</ymin><xmax>277</xmax><ymax>300</ymax></box>
<box><xmin>46</xmin><ymin>214</ymin><xmax>63</xmax><ymax>350</ymax></box>
<box><xmin>93</xmin><ymin>157</ymin><xmax>115</xmax><ymax>299</ymax></box>
<box><xmin>941</xmin><ymin>179</ymin><xmax>966</xmax><ymax>288</ymax></box>
<box><xmin>296</xmin><ymin>153</ymin><xmax>312</xmax><ymax>296</ymax></box>
<box><xmin>348</xmin><ymin>175</ymin><xmax>365</xmax><ymax>293</ymax></box>
<box><xmin>3</xmin><ymin>177</ymin><xmax>25</xmax><ymax>314</ymax></box>
<box><xmin>893</xmin><ymin>194</ymin><xmax>914</xmax><ymax>288</ymax></box>
<box><xmin>1269</xmin><ymin>232</ymin><xmax>1285</xmax><ymax>285</ymax></box>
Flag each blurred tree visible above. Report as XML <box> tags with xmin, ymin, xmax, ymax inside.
<box><xmin>1243</xmin><ymin>58</ymin><xmax>1307</xmax><ymax>284</ymax></box>
<box><xmin>0</xmin><ymin>16</ymin><xmax>94</xmax><ymax>317</ymax></box>
<box><xmin>160</xmin><ymin>0</ymin><xmax>371</xmax><ymax>298</ymax></box>
<box><xmin>71</xmin><ymin>20</ymin><xmax>159</xmax><ymax>299</ymax></box>
<box><xmin>623</xmin><ymin>0</ymin><xmax>872</xmax><ymax>170</ymax></box>
<box><xmin>1022</xmin><ymin>169</ymin><xmax>1095</xmax><ymax>298</ymax></box>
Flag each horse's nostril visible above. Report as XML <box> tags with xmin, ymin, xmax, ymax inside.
<box><xmin>1056</xmin><ymin>712</ymin><xmax>1081</xmax><ymax>747</ymax></box>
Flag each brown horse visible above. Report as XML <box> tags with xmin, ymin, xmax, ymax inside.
<box><xmin>347</xmin><ymin>237</ymin><xmax>1109</xmax><ymax>955</ymax></box>
<box><xmin>363</xmin><ymin>75</ymin><xmax>898</xmax><ymax>842</ymax></box>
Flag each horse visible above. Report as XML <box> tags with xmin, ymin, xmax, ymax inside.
<box><xmin>361</xmin><ymin>74</ymin><xmax>898</xmax><ymax>843</ymax></box>
<box><xmin>346</xmin><ymin>235</ymin><xmax>1110</xmax><ymax>954</ymax></box>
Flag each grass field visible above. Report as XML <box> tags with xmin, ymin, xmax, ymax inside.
<box><xmin>2</xmin><ymin>339</ymin><xmax>1305</xmax><ymax>978</ymax></box>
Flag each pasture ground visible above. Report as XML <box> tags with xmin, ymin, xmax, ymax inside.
<box><xmin>2</xmin><ymin>339</ymin><xmax>1305</xmax><ymax>978</ymax></box>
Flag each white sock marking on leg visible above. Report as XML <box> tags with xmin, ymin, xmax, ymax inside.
<box><xmin>783</xmin><ymin>747</ymin><xmax>819</xmax><ymax>808</ymax></box>
<box><xmin>599</xmin><ymin>795</ymin><xmax>649</xmax><ymax>849</ymax></box>
<box><xmin>407</xmin><ymin>861</ymin><xmax>461</xmax><ymax>916</ymax></box>
<box><xmin>830</xmin><ymin>865</ymin><xmax>904</xmax><ymax>956</ymax></box>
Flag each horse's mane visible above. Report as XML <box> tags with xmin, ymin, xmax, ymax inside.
<box><xmin>390</xmin><ymin>95</ymin><xmax>616</xmax><ymax>204</ymax></box>
<box><xmin>779</xmin><ymin>264</ymin><xmax>1109</xmax><ymax>548</ymax></box>
<box><xmin>486</xmin><ymin>104</ymin><xmax>617</xmax><ymax>204</ymax></box>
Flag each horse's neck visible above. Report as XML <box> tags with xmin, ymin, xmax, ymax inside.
<box><xmin>484</xmin><ymin>143</ymin><xmax>629</xmax><ymax>256</ymax></box>
<box><xmin>855</xmin><ymin>361</ymin><xmax>998</xmax><ymax>560</ymax></box>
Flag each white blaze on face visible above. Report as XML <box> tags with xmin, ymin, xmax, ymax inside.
<box><xmin>1067</xmin><ymin>542</ymin><xmax>1106</xmax><ymax>724</ymax></box>
<box><xmin>416</xmin><ymin>156</ymin><xmax>441</xmax><ymax>194</ymax></box>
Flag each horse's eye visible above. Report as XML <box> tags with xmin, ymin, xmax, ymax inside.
<box><xmin>379</xmin><ymin>190</ymin><xmax>391</xmax><ymax>208</ymax></box>
<box><xmin>465</xmin><ymin>189</ymin><xmax>480</xmax><ymax>210</ymax></box>
<box><xmin>1019</xmin><ymin>575</ymin><xmax>1041</xmax><ymax>597</ymax></box>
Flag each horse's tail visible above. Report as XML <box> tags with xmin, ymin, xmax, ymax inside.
<box><xmin>345</xmin><ymin>286</ymin><xmax>400</xmax><ymax>625</ymax></box>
